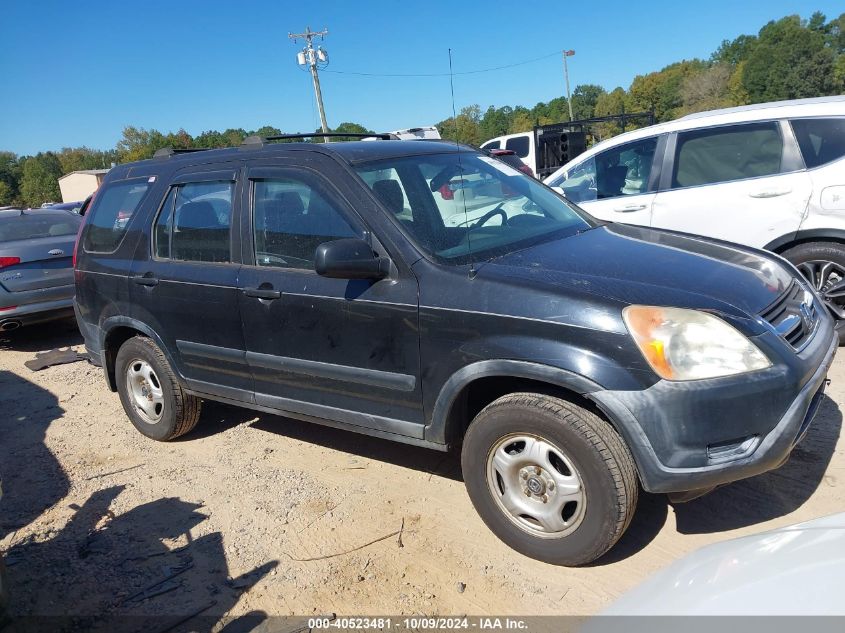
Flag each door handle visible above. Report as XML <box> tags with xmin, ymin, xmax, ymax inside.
<box><xmin>749</xmin><ymin>188</ymin><xmax>791</xmax><ymax>198</ymax></box>
<box><xmin>614</xmin><ymin>203</ymin><xmax>647</xmax><ymax>212</ymax></box>
<box><xmin>132</xmin><ymin>275</ymin><xmax>159</xmax><ymax>287</ymax></box>
<box><xmin>243</xmin><ymin>287</ymin><xmax>281</xmax><ymax>300</ymax></box>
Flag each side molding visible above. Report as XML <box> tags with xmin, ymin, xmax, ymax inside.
<box><xmin>425</xmin><ymin>359</ymin><xmax>603</xmax><ymax>445</ymax></box>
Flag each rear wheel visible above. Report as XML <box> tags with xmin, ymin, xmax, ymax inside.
<box><xmin>115</xmin><ymin>336</ymin><xmax>201</xmax><ymax>441</ymax></box>
<box><xmin>461</xmin><ymin>393</ymin><xmax>638</xmax><ymax>566</ymax></box>
<box><xmin>782</xmin><ymin>242</ymin><xmax>845</xmax><ymax>345</ymax></box>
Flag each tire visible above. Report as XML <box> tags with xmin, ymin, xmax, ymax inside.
<box><xmin>461</xmin><ymin>393</ymin><xmax>638</xmax><ymax>566</ymax></box>
<box><xmin>115</xmin><ymin>336</ymin><xmax>201</xmax><ymax>441</ymax></box>
<box><xmin>782</xmin><ymin>241</ymin><xmax>845</xmax><ymax>345</ymax></box>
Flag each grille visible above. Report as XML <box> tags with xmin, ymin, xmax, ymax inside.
<box><xmin>760</xmin><ymin>281</ymin><xmax>818</xmax><ymax>349</ymax></box>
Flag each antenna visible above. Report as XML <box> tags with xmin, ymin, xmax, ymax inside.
<box><xmin>448</xmin><ymin>48</ymin><xmax>475</xmax><ymax>279</ymax></box>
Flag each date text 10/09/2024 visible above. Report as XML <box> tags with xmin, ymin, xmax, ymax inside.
<box><xmin>308</xmin><ymin>617</ymin><xmax>530</xmax><ymax>630</ymax></box>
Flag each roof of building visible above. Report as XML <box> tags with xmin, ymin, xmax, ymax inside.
<box><xmin>58</xmin><ymin>169</ymin><xmax>111</xmax><ymax>180</ymax></box>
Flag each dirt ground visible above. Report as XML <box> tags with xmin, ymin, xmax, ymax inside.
<box><xmin>1</xmin><ymin>319</ymin><xmax>843</xmax><ymax>629</ymax></box>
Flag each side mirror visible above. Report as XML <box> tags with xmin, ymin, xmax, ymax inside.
<box><xmin>315</xmin><ymin>238</ymin><xmax>390</xmax><ymax>280</ymax></box>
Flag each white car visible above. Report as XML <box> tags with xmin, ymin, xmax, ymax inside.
<box><xmin>544</xmin><ymin>96</ymin><xmax>845</xmax><ymax>341</ymax></box>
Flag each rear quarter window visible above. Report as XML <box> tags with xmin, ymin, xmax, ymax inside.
<box><xmin>83</xmin><ymin>179</ymin><xmax>151</xmax><ymax>253</ymax></box>
<box><xmin>791</xmin><ymin>118</ymin><xmax>845</xmax><ymax>169</ymax></box>
<box><xmin>505</xmin><ymin>136</ymin><xmax>530</xmax><ymax>158</ymax></box>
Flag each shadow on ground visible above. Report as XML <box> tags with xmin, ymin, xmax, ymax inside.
<box><xmin>0</xmin><ymin>318</ymin><xmax>82</xmax><ymax>354</ymax></box>
<box><xmin>593</xmin><ymin>393</ymin><xmax>842</xmax><ymax>565</ymax></box>
<box><xmin>0</xmin><ymin>371</ymin><xmax>277</xmax><ymax>632</ymax></box>
<box><xmin>186</xmin><ymin>400</ymin><xmax>463</xmax><ymax>482</ymax></box>
<box><xmin>673</xmin><ymin>393</ymin><xmax>842</xmax><ymax>534</ymax></box>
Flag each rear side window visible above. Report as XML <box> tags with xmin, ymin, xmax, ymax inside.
<box><xmin>83</xmin><ymin>180</ymin><xmax>150</xmax><ymax>252</ymax></box>
<box><xmin>154</xmin><ymin>181</ymin><xmax>233</xmax><ymax>263</ymax></box>
<box><xmin>505</xmin><ymin>136</ymin><xmax>530</xmax><ymax>158</ymax></box>
<box><xmin>673</xmin><ymin>122</ymin><xmax>783</xmax><ymax>188</ymax></box>
<box><xmin>791</xmin><ymin>118</ymin><xmax>845</xmax><ymax>169</ymax></box>
<box><xmin>0</xmin><ymin>212</ymin><xmax>81</xmax><ymax>243</ymax></box>
<box><xmin>480</xmin><ymin>141</ymin><xmax>500</xmax><ymax>151</ymax></box>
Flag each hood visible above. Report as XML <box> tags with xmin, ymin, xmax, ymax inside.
<box><xmin>482</xmin><ymin>223</ymin><xmax>794</xmax><ymax>326</ymax></box>
<box><xmin>598</xmin><ymin>512</ymin><xmax>845</xmax><ymax>616</ymax></box>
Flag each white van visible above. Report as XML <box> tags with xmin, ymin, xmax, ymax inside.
<box><xmin>480</xmin><ymin>132</ymin><xmax>536</xmax><ymax>175</ymax></box>
<box><xmin>544</xmin><ymin>96</ymin><xmax>845</xmax><ymax>340</ymax></box>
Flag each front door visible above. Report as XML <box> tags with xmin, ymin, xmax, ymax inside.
<box><xmin>237</xmin><ymin>158</ymin><xmax>424</xmax><ymax>438</ymax></box>
<box><xmin>553</xmin><ymin>135</ymin><xmax>661</xmax><ymax>227</ymax></box>
<box><xmin>130</xmin><ymin>164</ymin><xmax>252</xmax><ymax>398</ymax></box>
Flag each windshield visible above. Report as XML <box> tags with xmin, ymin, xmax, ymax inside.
<box><xmin>354</xmin><ymin>151</ymin><xmax>593</xmax><ymax>263</ymax></box>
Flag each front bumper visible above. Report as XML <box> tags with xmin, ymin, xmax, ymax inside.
<box><xmin>592</xmin><ymin>320</ymin><xmax>837</xmax><ymax>494</ymax></box>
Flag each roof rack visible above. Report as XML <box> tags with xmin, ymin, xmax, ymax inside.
<box><xmin>240</xmin><ymin>132</ymin><xmax>395</xmax><ymax>148</ymax></box>
<box><xmin>153</xmin><ymin>147</ymin><xmax>209</xmax><ymax>159</ymax></box>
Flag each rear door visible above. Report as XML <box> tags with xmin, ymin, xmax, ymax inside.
<box><xmin>551</xmin><ymin>135</ymin><xmax>661</xmax><ymax>227</ymax></box>
<box><xmin>0</xmin><ymin>211</ymin><xmax>81</xmax><ymax>315</ymax></box>
<box><xmin>129</xmin><ymin>163</ymin><xmax>252</xmax><ymax>398</ymax></box>
<box><xmin>651</xmin><ymin>120</ymin><xmax>812</xmax><ymax>248</ymax></box>
<box><xmin>237</xmin><ymin>155</ymin><xmax>424</xmax><ymax>437</ymax></box>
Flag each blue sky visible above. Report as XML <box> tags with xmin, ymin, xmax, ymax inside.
<box><xmin>0</xmin><ymin>0</ymin><xmax>839</xmax><ymax>155</ymax></box>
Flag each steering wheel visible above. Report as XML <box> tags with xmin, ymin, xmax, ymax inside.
<box><xmin>470</xmin><ymin>206</ymin><xmax>508</xmax><ymax>230</ymax></box>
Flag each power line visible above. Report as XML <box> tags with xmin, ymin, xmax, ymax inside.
<box><xmin>322</xmin><ymin>50</ymin><xmax>561</xmax><ymax>78</ymax></box>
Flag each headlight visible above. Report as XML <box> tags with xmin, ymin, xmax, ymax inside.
<box><xmin>622</xmin><ymin>305</ymin><xmax>771</xmax><ymax>381</ymax></box>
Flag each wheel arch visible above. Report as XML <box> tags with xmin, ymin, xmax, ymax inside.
<box><xmin>425</xmin><ymin>360</ymin><xmax>605</xmax><ymax>446</ymax></box>
<box><xmin>100</xmin><ymin>316</ymin><xmax>180</xmax><ymax>392</ymax></box>
<box><xmin>765</xmin><ymin>229</ymin><xmax>845</xmax><ymax>254</ymax></box>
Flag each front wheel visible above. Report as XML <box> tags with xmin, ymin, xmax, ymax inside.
<box><xmin>461</xmin><ymin>393</ymin><xmax>638</xmax><ymax>566</ymax></box>
<box><xmin>782</xmin><ymin>242</ymin><xmax>845</xmax><ymax>345</ymax></box>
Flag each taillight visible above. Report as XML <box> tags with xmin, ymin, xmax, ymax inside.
<box><xmin>438</xmin><ymin>183</ymin><xmax>454</xmax><ymax>200</ymax></box>
<box><xmin>0</xmin><ymin>257</ymin><xmax>20</xmax><ymax>269</ymax></box>
<box><xmin>0</xmin><ymin>305</ymin><xmax>17</xmax><ymax>312</ymax></box>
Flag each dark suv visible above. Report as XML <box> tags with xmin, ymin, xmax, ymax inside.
<box><xmin>74</xmin><ymin>136</ymin><xmax>837</xmax><ymax>565</ymax></box>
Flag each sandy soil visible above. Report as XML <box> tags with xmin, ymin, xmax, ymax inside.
<box><xmin>1</xmin><ymin>319</ymin><xmax>843</xmax><ymax>629</ymax></box>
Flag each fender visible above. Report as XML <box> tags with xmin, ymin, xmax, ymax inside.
<box><xmin>764</xmin><ymin>228</ymin><xmax>845</xmax><ymax>253</ymax></box>
<box><xmin>424</xmin><ymin>359</ymin><xmax>603</xmax><ymax>445</ymax></box>
<box><xmin>99</xmin><ymin>316</ymin><xmax>183</xmax><ymax>391</ymax></box>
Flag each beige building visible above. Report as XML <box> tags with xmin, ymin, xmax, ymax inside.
<box><xmin>58</xmin><ymin>169</ymin><xmax>110</xmax><ymax>202</ymax></box>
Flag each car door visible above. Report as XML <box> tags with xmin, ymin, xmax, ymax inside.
<box><xmin>237</xmin><ymin>155</ymin><xmax>424</xmax><ymax>438</ymax></box>
<box><xmin>651</xmin><ymin>120</ymin><xmax>813</xmax><ymax>248</ymax></box>
<box><xmin>130</xmin><ymin>164</ymin><xmax>252</xmax><ymax>398</ymax></box>
<box><xmin>550</xmin><ymin>135</ymin><xmax>662</xmax><ymax>227</ymax></box>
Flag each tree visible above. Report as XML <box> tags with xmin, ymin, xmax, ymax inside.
<box><xmin>437</xmin><ymin>105</ymin><xmax>483</xmax><ymax>145</ymax></box>
<box><xmin>19</xmin><ymin>153</ymin><xmax>62</xmax><ymax>207</ymax></box>
<box><xmin>711</xmin><ymin>34</ymin><xmax>758</xmax><ymax>65</ymax></box>
<box><xmin>593</xmin><ymin>88</ymin><xmax>627</xmax><ymax>139</ymax></box>
<box><xmin>570</xmin><ymin>84</ymin><xmax>606</xmax><ymax>120</ymax></box>
<box><xmin>330</xmin><ymin>121</ymin><xmax>373</xmax><ymax>141</ymax></box>
<box><xmin>742</xmin><ymin>15</ymin><xmax>837</xmax><ymax>102</ymax></box>
<box><xmin>627</xmin><ymin>60</ymin><xmax>708</xmax><ymax>121</ymax></box>
<box><xmin>0</xmin><ymin>151</ymin><xmax>21</xmax><ymax>206</ymax></box>
<box><xmin>679</xmin><ymin>64</ymin><xmax>735</xmax><ymax>114</ymax></box>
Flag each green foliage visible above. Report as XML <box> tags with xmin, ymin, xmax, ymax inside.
<box><xmin>330</xmin><ymin>121</ymin><xmax>374</xmax><ymax>141</ymax></box>
<box><xmin>0</xmin><ymin>151</ymin><xmax>22</xmax><ymax>206</ymax></box>
<box><xmin>20</xmin><ymin>153</ymin><xmax>62</xmax><ymax>207</ymax></box>
<box><xmin>742</xmin><ymin>14</ymin><xmax>837</xmax><ymax>102</ymax></box>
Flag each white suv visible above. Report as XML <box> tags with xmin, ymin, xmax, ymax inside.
<box><xmin>545</xmin><ymin>96</ymin><xmax>845</xmax><ymax>340</ymax></box>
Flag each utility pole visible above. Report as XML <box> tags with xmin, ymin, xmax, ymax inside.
<box><xmin>289</xmin><ymin>26</ymin><xmax>330</xmax><ymax>134</ymax></box>
<box><xmin>563</xmin><ymin>49</ymin><xmax>575</xmax><ymax>122</ymax></box>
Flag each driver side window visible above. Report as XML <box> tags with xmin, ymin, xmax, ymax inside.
<box><xmin>252</xmin><ymin>177</ymin><xmax>360</xmax><ymax>270</ymax></box>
